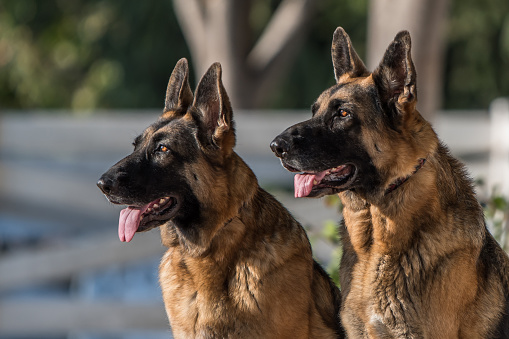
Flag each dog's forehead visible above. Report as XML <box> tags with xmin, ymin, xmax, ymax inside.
<box><xmin>314</xmin><ymin>76</ymin><xmax>375</xmax><ymax>115</ymax></box>
<box><xmin>138</xmin><ymin>117</ymin><xmax>191</xmax><ymax>143</ymax></box>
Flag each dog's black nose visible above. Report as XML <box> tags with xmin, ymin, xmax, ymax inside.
<box><xmin>270</xmin><ymin>137</ymin><xmax>289</xmax><ymax>158</ymax></box>
<box><xmin>97</xmin><ymin>177</ymin><xmax>113</xmax><ymax>194</ymax></box>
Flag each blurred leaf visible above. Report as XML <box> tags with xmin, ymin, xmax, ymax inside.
<box><xmin>493</xmin><ymin>196</ymin><xmax>508</xmax><ymax>210</ymax></box>
<box><xmin>321</xmin><ymin>220</ymin><xmax>340</xmax><ymax>244</ymax></box>
<box><xmin>0</xmin><ymin>0</ymin><xmax>190</xmax><ymax>110</ymax></box>
<box><xmin>324</xmin><ymin>194</ymin><xmax>343</xmax><ymax>211</ymax></box>
<box><xmin>444</xmin><ymin>0</ymin><xmax>509</xmax><ymax>109</ymax></box>
<box><xmin>326</xmin><ymin>245</ymin><xmax>342</xmax><ymax>287</ymax></box>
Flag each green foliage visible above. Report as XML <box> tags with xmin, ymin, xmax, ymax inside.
<box><xmin>320</xmin><ymin>219</ymin><xmax>342</xmax><ymax>286</ymax></box>
<box><xmin>317</xmin><ymin>194</ymin><xmax>344</xmax><ymax>286</ymax></box>
<box><xmin>0</xmin><ymin>0</ymin><xmax>368</xmax><ymax>111</ymax></box>
<box><xmin>444</xmin><ymin>0</ymin><xmax>509</xmax><ymax>109</ymax></box>
<box><xmin>0</xmin><ymin>0</ymin><xmax>507</xmax><ymax>110</ymax></box>
<box><xmin>0</xmin><ymin>0</ymin><xmax>190</xmax><ymax>111</ymax></box>
<box><xmin>484</xmin><ymin>188</ymin><xmax>509</xmax><ymax>250</ymax></box>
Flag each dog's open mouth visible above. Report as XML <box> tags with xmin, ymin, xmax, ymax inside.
<box><xmin>294</xmin><ymin>164</ymin><xmax>357</xmax><ymax>198</ymax></box>
<box><xmin>118</xmin><ymin>196</ymin><xmax>178</xmax><ymax>242</ymax></box>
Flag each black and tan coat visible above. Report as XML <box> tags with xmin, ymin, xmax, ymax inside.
<box><xmin>98</xmin><ymin>59</ymin><xmax>344</xmax><ymax>338</ymax></box>
<box><xmin>271</xmin><ymin>27</ymin><xmax>509</xmax><ymax>338</ymax></box>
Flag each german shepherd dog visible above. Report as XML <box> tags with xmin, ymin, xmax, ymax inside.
<box><xmin>97</xmin><ymin>59</ymin><xmax>344</xmax><ymax>338</ymax></box>
<box><xmin>270</xmin><ymin>27</ymin><xmax>509</xmax><ymax>338</ymax></box>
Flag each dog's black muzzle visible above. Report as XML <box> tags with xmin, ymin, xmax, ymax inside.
<box><xmin>270</xmin><ymin>120</ymin><xmax>310</xmax><ymax>159</ymax></box>
<box><xmin>97</xmin><ymin>176</ymin><xmax>112</xmax><ymax>195</ymax></box>
<box><xmin>97</xmin><ymin>168</ymin><xmax>128</xmax><ymax>196</ymax></box>
<box><xmin>96</xmin><ymin>154</ymin><xmax>142</xmax><ymax>205</ymax></box>
<box><xmin>270</xmin><ymin>136</ymin><xmax>290</xmax><ymax>158</ymax></box>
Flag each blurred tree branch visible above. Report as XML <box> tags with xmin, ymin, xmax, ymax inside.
<box><xmin>367</xmin><ymin>0</ymin><xmax>451</xmax><ymax>121</ymax></box>
<box><xmin>173</xmin><ymin>0</ymin><xmax>314</xmax><ymax>109</ymax></box>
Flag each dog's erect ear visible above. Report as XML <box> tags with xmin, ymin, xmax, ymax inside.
<box><xmin>192</xmin><ymin>62</ymin><xmax>235</xmax><ymax>152</ymax></box>
<box><xmin>331</xmin><ymin>27</ymin><xmax>369</xmax><ymax>82</ymax></box>
<box><xmin>163</xmin><ymin>58</ymin><xmax>193</xmax><ymax>114</ymax></box>
<box><xmin>372</xmin><ymin>31</ymin><xmax>417</xmax><ymax>115</ymax></box>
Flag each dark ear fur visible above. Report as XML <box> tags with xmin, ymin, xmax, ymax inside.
<box><xmin>163</xmin><ymin>58</ymin><xmax>193</xmax><ymax>114</ymax></box>
<box><xmin>192</xmin><ymin>62</ymin><xmax>235</xmax><ymax>151</ymax></box>
<box><xmin>331</xmin><ymin>27</ymin><xmax>369</xmax><ymax>81</ymax></box>
<box><xmin>372</xmin><ymin>31</ymin><xmax>417</xmax><ymax>114</ymax></box>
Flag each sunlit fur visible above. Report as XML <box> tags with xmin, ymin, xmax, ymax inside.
<box><xmin>102</xmin><ymin>59</ymin><xmax>344</xmax><ymax>338</ymax></box>
<box><xmin>272</xmin><ymin>28</ymin><xmax>509</xmax><ymax>338</ymax></box>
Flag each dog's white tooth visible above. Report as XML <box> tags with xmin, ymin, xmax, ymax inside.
<box><xmin>313</xmin><ymin>180</ymin><xmax>318</xmax><ymax>185</ymax></box>
<box><xmin>153</xmin><ymin>204</ymin><xmax>159</xmax><ymax>209</ymax></box>
<box><xmin>159</xmin><ymin>198</ymin><xmax>166</xmax><ymax>204</ymax></box>
<box><xmin>139</xmin><ymin>215</ymin><xmax>143</xmax><ymax>221</ymax></box>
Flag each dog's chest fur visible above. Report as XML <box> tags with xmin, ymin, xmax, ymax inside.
<box><xmin>159</xmin><ymin>234</ymin><xmax>264</xmax><ymax>338</ymax></box>
<box><xmin>341</xmin><ymin>242</ymin><xmax>428</xmax><ymax>338</ymax></box>
<box><xmin>338</xmin><ymin>157</ymin><xmax>508</xmax><ymax>339</ymax></box>
<box><xmin>157</xmin><ymin>189</ymin><xmax>326</xmax><ymax>339</ymax></box>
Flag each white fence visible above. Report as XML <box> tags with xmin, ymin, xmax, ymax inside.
<box><xmin>489</xmin><ymin>98</ymin><xmax>509</xmax><ymax>198</ymax></box>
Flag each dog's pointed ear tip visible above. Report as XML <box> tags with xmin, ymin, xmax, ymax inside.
<box><xmin>177</xmin><ymin>58</ymin><xmax>189</xmax><ymax>67</ymax></box>
<box><xmin>394</xmin><ymin>30</ymin><xmax>412</xmax><ymax>44</ymax></box>
<box><xmin>202</xmin><ymin>62</ymin><xmax>223</xmax><ymax>80</ymax></box>
<box><xmin>176</xmin><ymin>57</ymin><xmax>188</xmax><ymax>65</ymax></box>
<box><xmin>173</xmin><ymin>58</ymin><xmax>189</xmax><ymax>72</ymax></box>
<box><xmin>332</xmin><ymin>27</ymin><xmax>348</xmax><ymax>40</ymax></box>
<box><xmin>212</xmin><ymin>62</ymin><xmax>222</xmax><ymax>75</ymax></box>
<box><xmin>334</xmin><ymin>26</ymin><xmax>346</xmax><ymax>35</ymax></box>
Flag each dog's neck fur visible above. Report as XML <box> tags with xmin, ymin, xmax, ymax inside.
<box><xmin>340</xmin><ymin>139</ymin><xmax>484</xmax><ymax>255</ymax></box>
<box><xmin>338</xmin><ymin>140</ymin><xmax>490</xmax><ymax>337</ymax></box>
<box><xmin>160</xmin><ymin>151</ymin><xmax>259</xmax><ymax>255</ymax></box>
<box><xmin>384</xmin><ymin>157</ymin><xmax>427</xmax><ymax>195</ymax></box>
<box><xmin>339</xmin><ymin>106</ymin><xmax>485</xmax><ymax>255</ymax></box>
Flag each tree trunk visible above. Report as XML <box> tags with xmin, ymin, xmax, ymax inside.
<box><xmin>173</xmin><ymin>0</ymin><xmax>314</xmax><ymax>109</ymax></box>
<box><xmin>367</xmin><ymin>0</ymin><xmax>450</xmax><ymax>121</ymax></box>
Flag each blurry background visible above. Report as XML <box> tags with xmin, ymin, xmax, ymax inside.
<box><xmin>0</xmin><ymin>0</ymin><xmax>508</xmax><ymax>338</ymax></box>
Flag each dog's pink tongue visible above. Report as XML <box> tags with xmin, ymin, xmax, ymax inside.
<box><xmin>119</xmin><ymin>206</ymin><xmax>147</xmax><ymax>242</ymax></box>
<box><xmin>294</xmin><ymin>171</ymin><xmax>327</xmax><ymax>198</ymax></box>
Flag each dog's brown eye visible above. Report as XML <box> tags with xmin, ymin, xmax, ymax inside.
<box><xmin>157</xmin><ymin>145</ymin><xmax>169</xmax><ymax>153</ymax></box>
<box><xmin>339</xmin><ymin>109</ymin><xmax>349</xmax><ymax>118</ymax></box>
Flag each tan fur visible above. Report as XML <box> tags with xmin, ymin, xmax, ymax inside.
<box><xmin>157</xmin><ymin>62</ymin><xmax>343</xmax><ymax>338</ymax></box>
<box><xmin>99</xmin><ymin>58</ymin><xmax>343</xmax><ymax>338</ymax></box>
<box><xmin>327</xmin><ymin>30</ymin><xmax>509</xmax><ymax>339</ymax></box>
<box><xmin>272</xmin><ymin>28</ymin><xmax>509</xmax><ymax>338</ymax></box>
